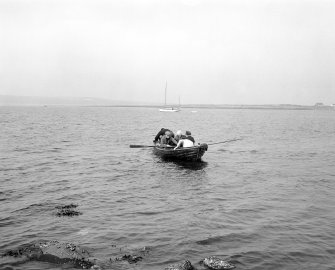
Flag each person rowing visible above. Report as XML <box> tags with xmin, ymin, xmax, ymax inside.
<box><xmin>174</xmin><ymin>131</ymin><xmax>195</xmax><ymax>150</ymax></box>
<box><xmin>153</xmin><ymin>128</ymin><xmax>174</xmax><ymax>143</ymax></box>
<box><xmin>160</xmin><ymin>131</ymin><xmax>177</xmax><ymax>147</ymax></box>
<box><xmin>174</xmin><ymin>130</ymin><xmax>183</xmax><ymax>142</ymax></box>
<box><xmin>184</xmin><ymin>130</ymin><xmax>195</xmax><ymax>143</ymax></box>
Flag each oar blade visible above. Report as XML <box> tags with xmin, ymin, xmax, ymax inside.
<box><xmin>129</xmin><ymin>145</ymin><xmax>155</xmax><ymax>148</ymax></box>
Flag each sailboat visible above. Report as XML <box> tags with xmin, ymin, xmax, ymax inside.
<box><xmin>159</xmin><ymin>82</ymin><xmax>181</xmax><ymax>112</ymax></box>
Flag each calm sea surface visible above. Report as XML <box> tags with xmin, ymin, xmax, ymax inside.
<box><xmin>0</xmin><ymin>106</ymin><xmax>334</xmax><ymax>270</ymax></box>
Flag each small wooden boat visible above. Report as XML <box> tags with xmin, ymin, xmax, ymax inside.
<box><xmin>153</xmin><ymin>143</ymin><xmax>208</xmax><ymax>161</ymax></box>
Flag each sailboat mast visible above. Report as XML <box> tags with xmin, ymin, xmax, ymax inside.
<box><xmin>165</xmin><ymin>81</ymin><xmax>167</xmax><ymax>106</ymax></box>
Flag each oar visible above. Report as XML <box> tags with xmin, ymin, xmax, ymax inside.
<box><xmin>129</xmin><ymin>145</ymin><xmax>156</xmax><ymax>148</ymax></box>
<box><xmin>130</xmin><ymin>138</ymin><xmax>241</xmax><ymax>148</ymax></box>
<box><xmin>130</xmin><ymin>144</ymin><xmax>175</xmax><ymax>148</ymax></box>
<box><xmin>207</xmin><ymin>138</ymin><xmax>242</xmax><ymax>146</ymax></box>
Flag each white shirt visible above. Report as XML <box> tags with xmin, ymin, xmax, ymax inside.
<box><xmin>181</xmin><ymin>139</ymin><xmax>194</xmax><ymax>147</ymax></box>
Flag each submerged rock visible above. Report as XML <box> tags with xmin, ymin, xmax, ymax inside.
<box><xmin>55</xmin><ymin>204</ymin><xmax>82</xmax><ymax>217</ymax></box>
<box><xmin>55</xmin><ymin>203</ymin><xmax>78</xmax><ymax>209</ymax></box>
<box><xmin>165</xmin><ymin>260</ymin><xmax>195</xmax><ymax>270</ymax></box>
<box><xmin>2</xmin><ymin>240</ymin><xmax>99</xmax><ymax>269</ymax></box>
<box><xmin>202</xmin><ymin>256</ymin><xmax>235</xmax><ymax>270</ymax></box>
<box><xmin>115</xmin><ymin>254</ymin><xmax>143</xmax><ymax>264</ymax></box>
<box><xmin>3</xmin><ymin>239</ymin><xmax>237</xmax><ymax>270</ymax></box>
<box><xmin>56</xmin><ymin>208</ymin><xmax>82</xmax><ymax>216</ymax></box>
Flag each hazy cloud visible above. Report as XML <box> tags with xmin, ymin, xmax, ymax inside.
<box><xmin>0</xmin><ymin>0</ymin><xmax>334</xmax><ymax>105</ymax></box>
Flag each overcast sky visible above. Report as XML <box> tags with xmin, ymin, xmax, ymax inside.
<box><xmin>0</xmin><ymin>0</ymin><xmax>334</xmax><ymax>105</ymax></box>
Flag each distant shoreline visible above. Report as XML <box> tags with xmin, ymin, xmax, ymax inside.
<box><xmin>0</xmin><ymin>95</ymin><xmax>334</xmax><ymax>110</ymax></box>
<box><xmin>96</xmin><ymin>104</ymin><xmax>334</xmax><ymax>110</ymax></box>
<box><xmin>1</xmin><ymin>104</ymin><xmax>334</xmax><ymax>111</ymax></box>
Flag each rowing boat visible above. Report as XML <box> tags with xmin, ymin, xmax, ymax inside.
<box><xmin>153</xmin><ymin>143</ymin><xmax>208</xmax><ymax>161</ymax></box>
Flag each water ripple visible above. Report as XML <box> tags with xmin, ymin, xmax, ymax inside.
<box><xmin>0</xmin><ymin>107</ymin><xmax>334</xmax><ymax>270</ymax></box>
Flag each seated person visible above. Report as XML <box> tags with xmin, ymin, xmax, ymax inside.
<box><xmin>154</xmin><ymin>128</ymin><xmax>174</xmax><ymax>143</ymax></box>
<box><xmin>184</xmin><ymin>130</ymin><xmax>195</xmax><ymax>143</ymax></box>
<box><xmin>174</xmin><ymin>137</ymin><xmax>194</xmax><ymax>150</ymax></box>
<box><xmin>174</xmin><ymin>130</ymin><xmax>183</xmax><ymax>142</ymax></box>
<box><xmin>160</xmin><ymin>131</ymin><xmax>177</xmax><ymax>146</ymax></box>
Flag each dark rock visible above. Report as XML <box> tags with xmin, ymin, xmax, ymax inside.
<box><xmin>165</xmin><ymin>260</ymin><xmax>195</xmax><ymax>270</ymax></box>
<box><xmin>56</xmin><ymin>208</ymin><xmax>82</xmax><ymax>217</ymax></box>
<box><xmin>115</xmin><ymin>254</ymin><xmax>143</xmax><ymax>264</ymax></box>
<box><xmin>55</xmin><ymin>203</ymin><xmax>78</xmax><ymax>209</ymax></box>
<box><xmin>55</xmin><ymin>204</ymin><xmax>81</xmax><ymax>217</ymax></box>
<box><xmin>2</xmin><ymin>240</ymin><xmax>99</xmax><ymax>269</ymax></box>
<box><xmin>3</xmin><ymin>249</ymin><xmax>22</xmax><ymax>257</ymax></box>
<box><xmin>202</xmin><ymin>256</ymin><xmax>235</xmax><ymax>269</ymax></box>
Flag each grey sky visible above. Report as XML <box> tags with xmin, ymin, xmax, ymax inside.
<box><xmin>0</xmin><ymin>0</ymin><xmax>334</xmax><ymax>105</ymax></box>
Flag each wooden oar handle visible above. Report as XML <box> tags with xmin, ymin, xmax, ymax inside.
<box><xmin>129</xmin><ymin>145</ymin><xmax>155</xmax><ymax>148</ymax></box>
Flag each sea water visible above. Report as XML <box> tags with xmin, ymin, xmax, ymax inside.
<box><xmin>1</xmin><ymin>106</ymin><xmax>334</xmax><ymax>269</ymax></box>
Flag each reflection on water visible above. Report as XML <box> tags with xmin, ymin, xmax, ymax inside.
<box><xmin>171</xmin><ymin>160</ymin><xmax>208</xmax><ymax>171</ymax></box>
<box><xmin>153</xmin><ymin>154</ymin><xmax>208</xmax><ymax>170</ymax></box>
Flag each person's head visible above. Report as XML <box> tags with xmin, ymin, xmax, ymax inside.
<box><xmin>186</xmin><ymin>131</ymin><xmax>191</xmax><ymax>136</ymax></box>
<box><xmin>165</xmin><ymin>131</ymin><xmax>171</xmax><ymax>138</ymax></box>
<box><xmin>176</xmin><ymin>130</ymin><xmax>182</xmax><ymax>136</ymax></box>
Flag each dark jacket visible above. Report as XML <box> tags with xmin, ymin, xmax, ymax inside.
<box><xmin>160</xmin><ymin>135</ymin><xmax>177</xmax><ymax>146</ymax></box>
<box><xmin>185</xmin><ymin>135</ymin><xmax>195</xmax><ymax>143</ymax></box>
<box><xmin>180</xmin><ymin>134</ymin><xmax>195</xmax><ymax>143</ymax></box>
<box><xmin>154</xmin><ymin>128</ymin><xmax>174</xmax><ymax>142</ymax></box>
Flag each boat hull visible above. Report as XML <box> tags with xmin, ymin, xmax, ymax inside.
<box><xmin>159</xmin><ymin>108</ymin><xmax>180</xmax><ymax>112</ymax></box>
<box><xmin>153</xmin><ymin>144</ymin><xmax>208</xmax><ymax>161</ymax></box>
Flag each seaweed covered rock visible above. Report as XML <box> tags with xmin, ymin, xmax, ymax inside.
<box><xmin>115</xmin><ymin>254</ymin><xmax>143</xmax><ymax>264</ymax></box>
<box><xmin>56</xmin><ymin>209</ymin><xmax>82</xmax><ymax>216</ymax></box>
<box><xmin>202</xmin><ymin>256</ymin><xmax>235</xmax><ymax>269</ymax></box>
<box><xmin>3</xmin><ymin>244</ymin><xmax>41</xmax><ymax>258</ymax></box>
<box><xmin>55</xmin><ymin>204</ymin><xmax>82</xmax><ymax>217</ymax></box>
<box><xmin>56</xmin><ymin>203</ymin><xmax>78</xmax><ymax>209</ymax></box>
<box><xmin>165</xmin><ymin>260</ymin><xmax>195</xmax><ymax>270</ymax></box>
<box><xmin>2</xmin><ymin>240</ymin><xmax>99</xmax><ymax>269</ymax></box>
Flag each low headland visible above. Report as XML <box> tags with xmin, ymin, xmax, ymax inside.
<box><xmin>0</xmin><ymin>95</ymin><xmax>334</xmax><ymax>110</ymax></box>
